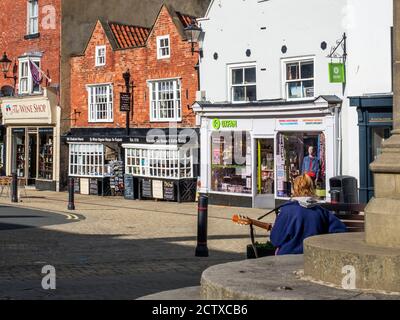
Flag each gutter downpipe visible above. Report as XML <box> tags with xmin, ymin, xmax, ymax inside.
<box><xmin>335</xmin><ymin>104</ymin><xmax>343</xmax><ymax>176</ymax></box>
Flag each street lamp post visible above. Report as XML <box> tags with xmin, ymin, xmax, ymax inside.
<box><xmin>123</xmin><ymin>70</ymin><xmax>131</xmax><ymax>136</ymax></box>
<box><xmin>0</xmin><ymin>52</ymin><xmax>17</xmax><ymax>94</ymax></box>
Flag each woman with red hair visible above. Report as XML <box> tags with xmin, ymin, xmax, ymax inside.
<box><xmin>270</xmin><ymin>174</ymin><xmax>346</xmax><ymax>255</ymax></box>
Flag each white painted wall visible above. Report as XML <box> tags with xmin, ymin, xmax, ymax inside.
<box><xmin>198</xmin><ymin>0</ymin><xmax>393</xmax><ymax>183</ymax></box>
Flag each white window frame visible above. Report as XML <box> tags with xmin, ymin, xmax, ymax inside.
<box><xmin>95</xmin><ymin>45</ymin><xmax>106</xmax><ymax>67</ymax></box>
<box><xmin>281</xmin><ymin>56</ymin><xmax>315</xmax><ymax>101</ymax></box>
<box><xmin>18</xmin><ymin>57</ymin><xmax>41</xmax><ymax>95</ymax></box>
<box><xmin>148</xmin><ymin>78</ymin><xmax>182</xmax><ymax>122</ymax></box>
<box><xmin>228</xmin><ymin>63</ymin><xmax>257</xmax><ymax>104</ymax></box>
<box><xmin>86</xmin><ymin>83</ymin><xmax>114</xmax><ymax>123</ymax></box>
<box><xmin>69</xmin><ymin>143</ymin><xmax>105</xmax><ymax>178</ymax></box>
<box><xmin>157</xmin><ymin>35</ymin><xmax>170</xmax><ymax>59</ymax></box>
<box><xmin>27</xmin><ymin>0</ymin><xmax>39</xmax><ymax>35</ymax></box>
<box><xmin>123</xmin><ymin>144</ymin><xmax>194</xmax><ymax>180</ymax></box>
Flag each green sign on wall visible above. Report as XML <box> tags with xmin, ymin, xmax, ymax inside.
<box><xmin>212</xmin><ymin>119</ymin><xmax>238</xmax><ymax>130</ymax></box>
<box><xmin>329</xmin><ymin>63</ymin><xmax>346</xmax><ymax>83</ymax></box>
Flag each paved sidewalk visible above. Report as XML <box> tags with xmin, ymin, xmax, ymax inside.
<box><xmin>0</xmin><ymin>190</ymin><xmax>274</xmax><ymax>299</ymax></box>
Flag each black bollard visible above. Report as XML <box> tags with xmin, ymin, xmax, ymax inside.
<box><xmin>68</xmin><ymin>177</ymin><xmax>75</xmax><ymax>210</ymax></box>
<box><xmin>195</xmin><ymin>194</ymin><xmax>209</xmax><ymax>257</ymax></box>
<box><xmin>11</xmin><ymin>173</ymin><xmax>18</xmax><ymax>203</ymax></box>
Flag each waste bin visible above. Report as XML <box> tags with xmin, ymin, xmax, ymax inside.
<box><xmin>329</xmin><ymin>176</ymin><xmax>359</xmax><ymax>204</ymax></box>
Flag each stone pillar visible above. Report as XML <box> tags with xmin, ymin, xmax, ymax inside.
<box><xmin>364</xmin><ymin>0</ymin><xmax>400</xmax><ymax>247</ymax></box>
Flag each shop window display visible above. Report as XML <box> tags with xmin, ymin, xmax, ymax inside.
<box><xmin>125</xmin><ymin>147</ymin><xmax>194</xmax><ymax>179</ymax></box>
<box><xmin>13</xmin><ymin>131</ymin><xmax>26</xmax><ymax>178</ymax></box>
<box><xmin>0</xmin><ymin>142</ymin><xmax>4</xmax><ymax>176</ymax></box>
<box><xmin>276</xmin><ymin>132</ymin><xmax>326</xmax><ymax>198</ymax></box>
<box><xmin>104</xmin><ymin>144</ymin><xmax>124</xmax><ymax>195</ymax></box>
<box><xmin>257</xmin><ymin>139</ymin><xmax>274</xmax><ymax>195</ymax></box>
<box><xmin>211</xmin><ymin>131</ymin><xmax>252</xmax><ymax>194</ymax></box>
<box><xmin>69</xmin><ymin>144</ymin><xmax>105</xmax><ymax>177</ymax></box>
<box><xmin>39</xmin><ymin>130</ymin><xmax>54</xmax><ymax>180</ymax></box>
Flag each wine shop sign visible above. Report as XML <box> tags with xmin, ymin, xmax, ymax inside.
<box><xmin>1</xmin><ymin>98</ymin><xmax>52</xmax><ymax>124</ymax></box>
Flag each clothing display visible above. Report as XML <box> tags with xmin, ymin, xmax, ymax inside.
<box><xmin>302</xmin><ymin>155</ymin><xmax>319</xmax><ymax>179</ymax></box>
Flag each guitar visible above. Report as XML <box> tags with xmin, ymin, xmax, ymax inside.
<box><xmin>232</xmin><ymin>215</ymin><xmax>273</xmax><ymax>231</ymax></box>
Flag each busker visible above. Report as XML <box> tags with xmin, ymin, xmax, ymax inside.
<box><xmin>270</xmin><ymin>174</ymin><xmax>347</xmax><ymax>255</ymax></box>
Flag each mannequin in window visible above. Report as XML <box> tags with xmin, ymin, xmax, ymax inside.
<box><xmin>302</xmin><ymin>146</ymin><xmax>319</xmax><ymax>182</ymax></box>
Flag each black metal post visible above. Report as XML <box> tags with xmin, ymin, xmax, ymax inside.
<box><xmin>68</xmin><ymin>177</ymin><xmax>75</xmax><ymax>210</ymax></box>
<box><xmin>11</xmin><ymin>172</ymin><xmax>18</xmax><ymax>203</ymax></box>
<box><xmin>123</xmin><ymin>70</ymin><xmax>131</xmax><ymax>137</ymax></box>
<box><xmin>195</xmin><ymin>194</ymin><xmax>209</xmax><ymax>257</ymax></box>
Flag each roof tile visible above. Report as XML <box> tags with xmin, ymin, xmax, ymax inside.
<box><xmin>109</xmin><ymin>22</ymin><xmax>150</xmax><ymax>49</ymax></box>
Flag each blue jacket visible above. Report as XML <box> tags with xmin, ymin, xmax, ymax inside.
<box><xmin>270</xmin><ymin>201</ymin><xmax>347</xmax><ymax>255</ymax></box>
<box><xmin>302</xmin><ymin>156</ymin><xmax>319</xmax><ymax>178</ymax></box>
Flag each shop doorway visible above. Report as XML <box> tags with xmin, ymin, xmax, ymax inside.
<box><xmin>254</xmin><ymin>138</ymin><xmax>275</xmax><ymax>209</ymax></box>
<box><xmin>28</xmin><ymin>133</ymin><xmax>37</xmax><ymax>185</ymax></box>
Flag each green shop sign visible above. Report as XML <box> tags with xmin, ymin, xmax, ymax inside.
<box><xmin>212</xmin><ymin>119</ymin><xmax>238</xmax><ymax>130</ymax></box>
<box><xmin>329</xmin><ymin>63</ymin><xmax>346</xmax><ymax>83</ymax></box>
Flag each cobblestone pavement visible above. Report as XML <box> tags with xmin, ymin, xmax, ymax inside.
<box><xmin>0</xmin><ymin>191</ymin><xmax>274</xmax><ymax>299</ymax></box>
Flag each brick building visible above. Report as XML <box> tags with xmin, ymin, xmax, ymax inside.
<box><xmin>66</xmin><ymin>4</ymin><xmax>202</xmax><ymax>201</ymax></box>
<box><xmin>0</xmin><ymin>0</ymin><xmax>62</xmax><ymax>189</ymax></box>
<box><xmin>0</xmin><ymin>0</ymin><xmax>209</xmax><ymax>191</ymax></box>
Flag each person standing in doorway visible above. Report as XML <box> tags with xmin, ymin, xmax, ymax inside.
<box><xmin>302</xmin><ymin>146</ymin><xmax>319</xmax><ymax>183</ymax></box>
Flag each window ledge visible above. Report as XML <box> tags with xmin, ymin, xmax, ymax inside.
<box><xmin>150</xmin><ymin>119</ymin><xmax>182</xmax><ymax>123</ymax></box>
<box><xmin>24</xmin><ymin>33</ymin><xmax>40</xmax><ymax>40</ymax></box>
<box><xmin>286</xmin><ymin>97</ymin><xmax>315</xmax><ymax>102</ymax></box>
<box><xmin>88</xmin><ymin>121</ymin><xmax>114</xmax><ymax>124</ymax></box>
<box><xmin>17</xmin><ymin>92</ymin><xmax>44</xmax><ymax>98</ymax></box>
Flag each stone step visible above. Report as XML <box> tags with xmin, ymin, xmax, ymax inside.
<box><xmin>200</xmin><ymin>255</ymin><xmax>400</xmax><ymax>300</ymax></box>
<box><xmin>304</xmin><ymin>232</ymin><xmax>400</xmax><ymax>293</ymax></box>
<box><xmin>137</xmin><ymin>286</ymin><xmax>202</xmax><ymax>300</ymax></box>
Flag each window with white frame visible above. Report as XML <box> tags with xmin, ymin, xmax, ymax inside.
<box><xmin>230</xmin><ymin>66</ymin><xmax>257</xmax><ymax>103</ymax></box>
<box><xmin>87</xmin><ymin>84</ymin><xmax>114</xmax><ymax>122</ymax></box>
<box><xmin>157</xmin><ymin>35</ymin><xmax>170</xmax><ymax>59</ymax></box>
<box><xmin>284</xmin><ymin>59</ymin><xmax>315</xmax><ymax>99</ymax></box>
<box><xmin>69</xmin><ymin>144</ymin><xmax>105</xmax><ymax>177</ymax></box>
<box><xmin>27</xmin><ymin>0</ymin><xmax>39</xmax><ymax>35</ymax></box>
<box><xmin>149</xmin><ymin>79</ymin><xmax>181</xmax><ymax>121</ymax></box>
<box><xmin>125</xmin><ymin>146</ymin><xmax>193</xmax><ymax>179</ymax></box>
<box><xmin>95</xmin><ymin>45</ymin><xmax>106</xmax><ymax>67</ymax></box>
<box><xmin>18</xmin><ymin>57</ymin><xmax>41</xmax><ymax>95</ymax></box>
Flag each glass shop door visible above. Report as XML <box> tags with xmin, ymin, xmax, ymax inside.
<box><xmin>254</xmin><ymin>138</ymin><xmax>275</xmax><ymax>209</ymax></box>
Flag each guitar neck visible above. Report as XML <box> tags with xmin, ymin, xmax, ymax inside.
<box><xmin>248</xmin><ymin>219</ymin><xmax>272</xmax><ymax>231</ymax></box>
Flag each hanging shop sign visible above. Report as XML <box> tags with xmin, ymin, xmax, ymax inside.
<box><xmin>329</xmin><ymin>63</ymin><xmax>345</xmax><ymax>83</ymax></box>
<box><xmin>120</xmin><ymin>92</ymin><xmax>131</xmax><ymax>112</ymax></box>
<box><xmin>212</xmin><ymin>119</ymin><xmax>238</xmax><ymax>130</ymax></box>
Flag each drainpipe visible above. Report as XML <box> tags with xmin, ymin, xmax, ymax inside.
<box><xmin>335</xmin><ymin>105</ymin><xmax>343</xmax><ymax>176</ymax></box>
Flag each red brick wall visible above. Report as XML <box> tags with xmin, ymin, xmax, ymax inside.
<box><xmin>0</xmin><ymin>0</ymin><xmax>61</xmax><ymax>92</ymax></box>
<box><xmin>70</xmin><ymin>6</ymin><xmax>199</xmax><ymax>129</ymax></box>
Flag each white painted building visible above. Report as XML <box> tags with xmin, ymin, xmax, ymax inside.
<box><xmin>193</xmin><ymin>0</ymin><xmax>393</xmax><ymax>208</ymax></box>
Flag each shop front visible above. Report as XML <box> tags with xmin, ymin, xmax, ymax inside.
<box><xmin>0</xmin><ymin>88</ymin><xmax>60</xmax><ymax>191</ymax></box>
<box><xmin>350</xmin><ymin>94</ymin><xmax>393</xmax><ymax>203</ymax></box>
<box><xmin>0</xmin><ymin>125</ymin><xmax>5</xmax><ymax>176</ymax></box>
<box><xmin>64</xmin><ymin>128</ymin><xmax>199</xmax><ymax>202</ymax></box>
<box><xmin>194</xmin><ymin>96</ymin><xmax>341</xmax><ymax>208</ymax></box>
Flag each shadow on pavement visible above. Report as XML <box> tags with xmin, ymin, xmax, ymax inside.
<box><xmin>0</xmin><ymin>218</ymin><xmax>253</xmax><ymax>300</ymax></box>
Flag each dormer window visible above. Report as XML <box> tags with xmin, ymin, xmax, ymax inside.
<box><xmin>95</xmin><ymin>45</ymin><xmax>106</xmax><ymax>67</ymax></box>
<box><xmin>157</xmin><ymin>35</ymin><xmax>170</xmax><ymax>59</ymax></box>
